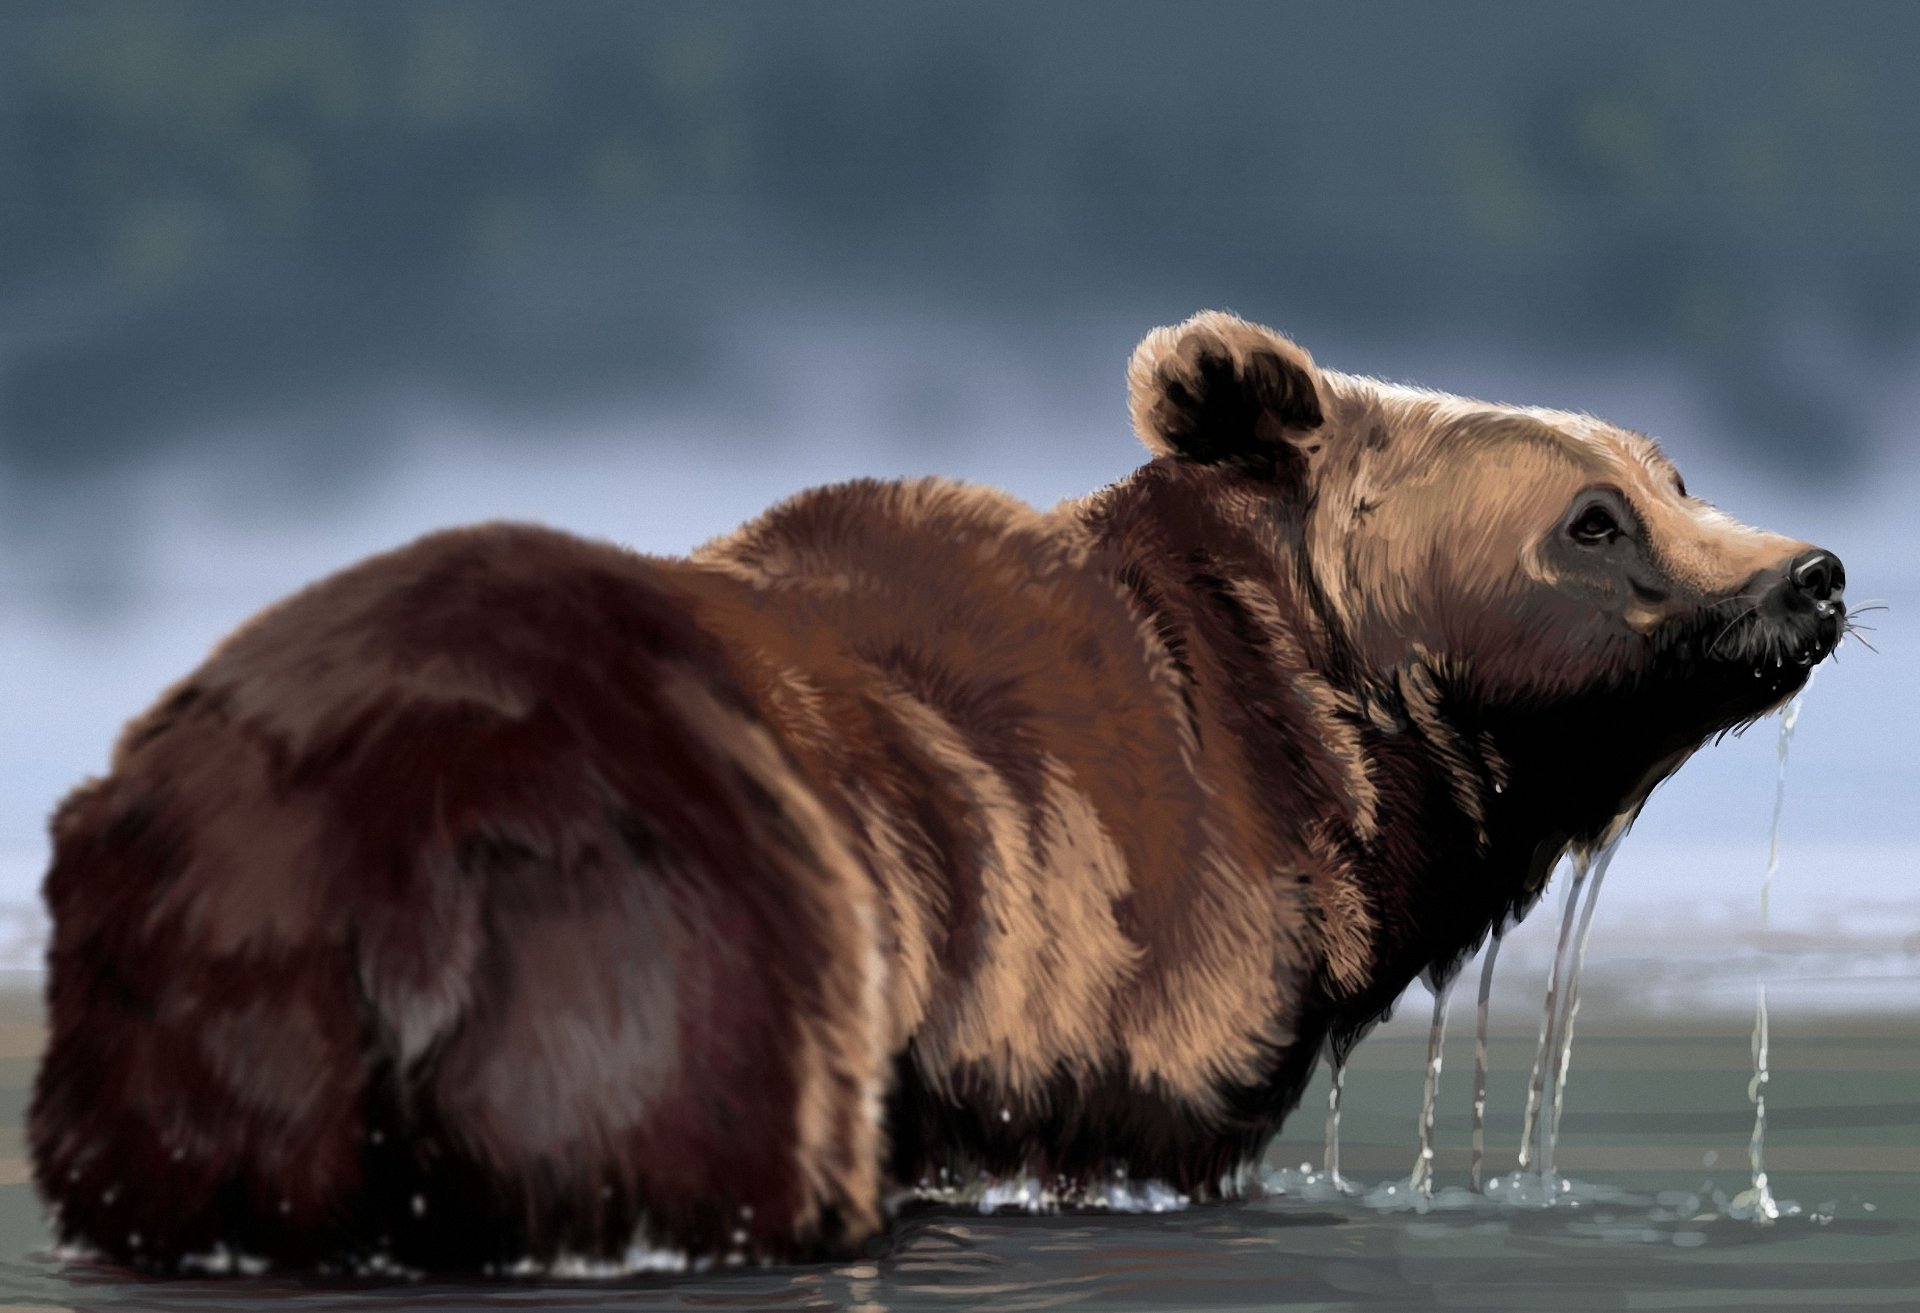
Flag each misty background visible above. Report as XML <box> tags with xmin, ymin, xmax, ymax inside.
<box><xmin>1</xmin><ymin>1</ymin><xmax>1914</xmax><ymax>1011</ymax></box>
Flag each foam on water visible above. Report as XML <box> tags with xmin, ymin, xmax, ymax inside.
<box><xmin>912</xmin><ymin>1173</ymin><xmax>1192</xmax><ymax>1216</ymax></box>
<box><xmin>1262</xmin><ymin>1163</ymin><xmax>1827</xmax><ymax>1238</ymax></box>
<box><xmin>174</xmin><ymin>1241</ymin><xmax>698</xmax><ymax>1281</ymax></box>
<box><xmin>501</xmin><ymin>1246</ymin><xmax>693</xmax><ymax>1280</ymax></box>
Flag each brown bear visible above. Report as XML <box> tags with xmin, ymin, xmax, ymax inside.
<box><xmin>29</xmin><ymin>311</ymin><xmax>1846</xmax><ymax>1274</ymax></box>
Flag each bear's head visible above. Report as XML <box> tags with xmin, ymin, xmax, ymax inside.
<box><xmin>1128</xmin><ymin>311</ymin><xmax>1847</xmax><ymax>847</ymax></box>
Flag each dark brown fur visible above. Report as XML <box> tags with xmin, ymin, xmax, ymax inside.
<box><xmin>29</xmin><ymin>312</ymin><xmax>1842</xmax><ymax>1272</ymax></box>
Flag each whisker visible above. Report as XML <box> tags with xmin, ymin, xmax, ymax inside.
<box><xmin>1708</xmin><ymin>598</ymin><xmax>1764</xmax><ymax>659</ymax></box>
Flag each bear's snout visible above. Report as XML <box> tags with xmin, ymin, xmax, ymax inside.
<box><xmin>1785</xmin><ymin>548</ymin><xmax>1846</xmax><ymax>612</ymax></box>
<box><xmin>1765</xmin><ymin>545</ymin><xmax>1847</xmax><ymax>646</ymax></box>
<box><xmin>1732</xmin><ymin>544</ymin><xmax>1849</xmax><ymax>672</ymax></box>
<box><xmin>1781</xmin><ymin>546</ymin><xmax>1849</xmax><ymax>664</ymax></box>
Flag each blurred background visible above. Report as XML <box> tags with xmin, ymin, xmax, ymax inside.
<box><xmin>1</xmin><ymin>0</ymin><xmax>1914</xmax><ymax>1010</ymax></box>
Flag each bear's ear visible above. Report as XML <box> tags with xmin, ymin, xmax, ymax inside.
<box><xmin>1127</xmin><ymin>311</ymin><xmax>1325</xmax><ymax>471</ymax></box>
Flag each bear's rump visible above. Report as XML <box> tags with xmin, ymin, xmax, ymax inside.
<box><xmin>29</xmin><ymin>531</ymin><xmax>888</xmax><ymax>1269</ymax></box>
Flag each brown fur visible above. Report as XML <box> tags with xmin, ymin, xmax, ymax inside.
<box><xmin>29</xmin><ymin>311</ymin><xmax>1842</xmax><ymax>1272</ymax></box>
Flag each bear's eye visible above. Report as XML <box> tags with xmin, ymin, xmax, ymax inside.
<box><xmin>1674</xmin><ymin>474</ymin><xmax>1688</xmax><ymax>499</ymax></box>
<box><xmin>1569</xmin><ymin>505</ymin><xmax>1621</xmax><ymax>545</ymax></box>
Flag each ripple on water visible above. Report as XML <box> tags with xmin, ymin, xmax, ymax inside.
<box><xmin>1255</xmin><ymin>1161</ymin><xmax>1845</xmax><ymax>1247</ymax></box>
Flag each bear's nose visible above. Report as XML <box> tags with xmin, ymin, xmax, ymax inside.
<box><xmin>1787</xmin><ymin>548</ymin><xmax>1846</xmax><ymax>604</ymax></box>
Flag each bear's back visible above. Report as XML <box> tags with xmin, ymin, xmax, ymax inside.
<box><xmin>682</xmin><ymin>477</ymin><xmax>1318</xmax><ymax>1125</ymax></box>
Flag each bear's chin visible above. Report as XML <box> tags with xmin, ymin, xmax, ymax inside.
<box><xmin>1653</xmin><ymin>603</ymin><xmax>1841</xmax><ymax>741</ymax></box>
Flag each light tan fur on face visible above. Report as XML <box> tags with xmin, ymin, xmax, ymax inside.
<box><xmin>1609</xmin><ymin>456</ymin><xmax>1805</xmax><ymax>617</ymax></box>
<box><xmin>1300</xmin><ymin>371</ymin><xmax>1812</xmax><ymax>702</ymax></box>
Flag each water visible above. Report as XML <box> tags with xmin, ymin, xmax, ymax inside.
<box><xmin>1739</xmin><ymin>983</ymin><xmax>1779</xmax><ymax>1223</ymax></box>
<box><xmin>1545</xmin><ymin>835</ymin><xmax>1624</xmax><ymax>1177</ymax></box>
<box><xmin>1</xmin><ymin>987</ymin><xmax>1913</xmax><ymax>1310</ymax></box>
<box><xmin>1519</xmin><ymin>849</ymin><xmax>1589</xmax><ymax>1170</ymax></box>
<box><xmin>1408</xmin><ymin>979</ymin><xmax>1453</xmax><ymax>1198</ymax></box>
<box><xmin>1731</xmin><ymin>679</ymin><xmax>1813</xmax><ymax>1224</ymax></box>
<box><xmin>1469</xmin><ymin>930</ymin><xmax>1503</xmax><ymax>1192</ymax></box>
<box><xmin>1322</xmin><ymin>1057</ymin><xmax>1347</xmax><ymax>1190</ymax></box>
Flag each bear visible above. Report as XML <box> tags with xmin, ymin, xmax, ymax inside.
<box><xmin>28</xmin><ymin>311</ymin><xmax>1847</xmax><ymax>1274</ymax></box>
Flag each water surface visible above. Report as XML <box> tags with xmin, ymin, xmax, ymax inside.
<box><xmin>0</xmin><ymin>988</ymin><xmax>1911</xmax><ymax>1311</ymax></box>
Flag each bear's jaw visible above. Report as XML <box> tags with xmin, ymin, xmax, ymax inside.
<box><xmin>1648</xmin><ymin>590</ymin><xmax>1841</xmax><ymax>735</ymax></box>
<box><xmin>1411</xmin><ymin>586</ymin><xmax>1834</xmax><ymax>834</ymax></box>
<box><xmin>1429</xmin><ymin>631</ymin><xmax>1828</xmax><ymax>931</ymax></box>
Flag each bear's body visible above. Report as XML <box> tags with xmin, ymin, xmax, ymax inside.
<box><xmin>29</xmin><ymin>314</ymin><xmax>1845</xmax><ymax>1272</ymax></box>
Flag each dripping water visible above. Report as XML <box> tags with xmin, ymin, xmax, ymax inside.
<box><xmin>1322</xmin><ymin>1059</ymin><xmax>1346</xmax><ymax>1189</ymax></box>
<box><xmin>1469</xmin><ymin>929</ymin><xmax>1503</xmax><ymax>1192</ymax></box>
<box><xmin>1409</xmin><ymin>977</ymin><xmax>1453</xmax><ymax>1197</ymax></box>
<box><xmin>1518</xmin><ymin>849</ymin><xmax>1589</xmax><ymax>1171</ymax></box>
<box><xmin>1734</xmin><ymin>674</ymin><xmax>1812</xmax><ymax>1223</ymax></box>
<box><xmin>1544</xmin><ymin>833</ymin><xmax>1624</xmax><ymax>1177</ymax></box>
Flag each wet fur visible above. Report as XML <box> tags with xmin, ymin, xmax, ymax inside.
<box><xmin>28</xmin><ymin>312</ymin><xmax>1834</xmax><ymax>1272</ymax></box>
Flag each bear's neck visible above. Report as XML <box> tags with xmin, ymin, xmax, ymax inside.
<box><xmin>1074</xmin><ymin>463</ymin><xmax>1420</xmax><ymax>996</ymax></box>
<box><xmin>1072</xmin><ymin>463</ymin><xmax>1689</xmax><ymax>1049</ymax></box>
<box><xmin>1331</xmin><ymin>671</ymin><xmax>1709</xmax><ymax>1043</ymax></box>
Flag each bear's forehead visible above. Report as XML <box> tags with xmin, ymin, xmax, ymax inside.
<box><xmin>1509</xmin><ymin>408</ymin><xmax>1676</xmax><ymax>480</ymax></box>
<box><xmin>1335</xmin><ymin>372</ymin><xmax>1676</xmax><ymax>486</ymax></box>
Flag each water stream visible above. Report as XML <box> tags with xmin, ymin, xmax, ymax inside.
<box><xmin>1518</xmin><ymin>849</ymin><xmax>1588</xmax><ymax>1171</ymax></box>
<box><xmin>1469</xmin><ymin>930</ymin><xmax>1503</xmax><ymax>1192</ymax></box>
<box><xmin>1273</xmin><ymin>676</ymin><xmax>1832</xmax><ymax>1229</ymax></box>
<box><xmin>1408</xmin><ymin>979</ymin><xmax>1453</xmax><ymax>1197</ymax></box>
<box><xmin>1322</xmin><ymin>1059</ymin><xmax>1347</xmax><ymax>1189</ymax></box>
<box><xmin>1544</xmin><ymin>834</ymin><xmax>1624</xmax><ymax>1177</ymax></box>
<box><xmin>1731</xmin><ymin>676</ymin><xmax>1812</xmax><ymax>1222</ymax></box>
